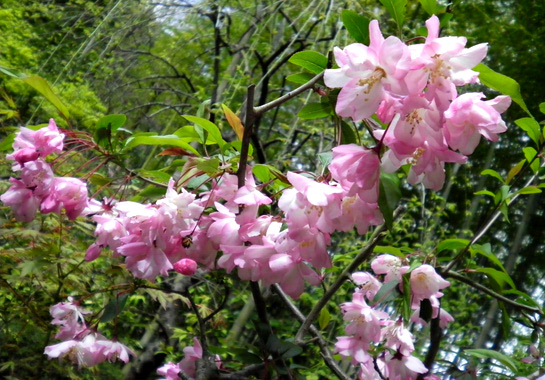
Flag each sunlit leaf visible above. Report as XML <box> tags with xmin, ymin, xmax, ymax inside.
<box><xmin>341</xmin><ymin>10</ymin><xmax>370</xmax><ymax>44</ymax></box>
<box><xmin>288</xmin><ymin>51</ymin><xmax>327</xmax><ymax>74</ymax></box>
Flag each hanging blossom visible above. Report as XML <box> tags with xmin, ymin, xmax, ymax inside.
<box><xmin>324</xmin><ymin>15</ymin><xmax>511</xmax><ymax>190</ymax></box>
<box><xmin>44</xmin><ymin>298</ymin><xmax>133</xmax><ymax>367</ymax></box>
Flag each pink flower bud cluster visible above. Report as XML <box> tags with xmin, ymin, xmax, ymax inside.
<box><xmin>157</xmin><ymin>338</ymin><xmax>222</xmax><ymax>380</ymax></box>
<box><xmin>1</xmin><ymin>119</ymin><xmax>88</xmax><ymax>221</ymax></box>
<box><xmin>335</xmin><ymin>255</ymin><xmax>452</xmax><ymax>379</ymax></box>
<box><xmin>325</xmin><ymin>16</ymin><xmax>511</xmax><ymax>190</ymax></box>
<box><xmin>44</xmin><ymin>298</ymin><xmax>133</xmax><ymax>367</ymax></box>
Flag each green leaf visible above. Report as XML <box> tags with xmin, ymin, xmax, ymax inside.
<box><xmin>378</xmin><ymin>171</ymin><xmax>401</xmax><ymax>230</ymax></box>
<box><xmin>297</xmin><ymin>103</ymin><xmax>332</xmax><ymax>119</ymax></box>
<box><xmin>288</xmin><ymin>51</ymin><xmax>328</xmax><ymax>74</ymax></box>
<box><xmin>401</xmin><ymin>273</ymin><xmax>412</xmax><ymax>321</ymax></box>
<box><xmin>418</xmin><ymin>0</ymin><xmax>444</xmax><ymax>15</ymax></box>
<box><xmin>94</xmin><ymin>114</ymin><xmax>127</xmax><ymax>149</ymax></box>
<box><xmin>522</xmin><ymin>146</ymin><xmax>540</xmax><ymax>173</ymax></box>
<box><xmin>506</xmin><ymin>159</ymin><xmax>525</xmax><ymax>185</ymax></box>
<box><xmin>540</xmin><ymin>102</ymin><xmax>545</xmax><ymax>115</ymax></box>
<box><xmin>183</xmin><ymin>115</ymin><xmax>226</xmax><ymax>149</ymax></box>
<box><xmin>474</xmin><ymin>190</ymin><xmax>495</xmax><ymax>198</ymax></box>
<box><xmin>464</xmin><ymin>349</ymin><xmax>519</xmax><ymax>373</ymax></box>
<box><xmin>437</xmin><ymin>238</ymin><xmax>470</xmax><ymax>253</ymax></box>
<box><xmin>341</xmin><ymin>10</ymin><xmax>370</xmax><ymax>44</ymax></box>
<box><xmin>101</xmin><ymin>294</ymin><xmax>129</xmax><ymax>323</ymax></box>
<box><xmin>266</xmin><ymin>335</ymin><xmax>303</xmax><ymax>359</ymax></box>
<box><xmin>89</xmin><ymin>173</ymin><xmax>111</xmax><ymax>187</ymax></box>
<box><xmin>22</xmin><ymin>75</ymin><xmax>71</xmax><ymax>120</ymax></box>
<box><xmin>515</xmin><ymin>186</ymin><xmax>542</xmax><ymax>195</ymax></box>
<box><xmin>516</xmin><ymin>118</ymin><xmax>541</xmax><ymax>146</ymax></box>
<box><xmin>0</xmin><ymin>134</ymin><xmax>15</xmax><ymax>151</ymax></box>
<box><xmin>340</xmin><ymin>121</ymin><xmax>359</xmax><ymax>145</ymax></box>
<box><xmin>96</xmin><ymin>114</ymin><xmax>127</xmax><ymax>133</ymax></box>
<box><xmin>476</xmin><ymin>267</ymin><xmax>516</xmax><ymax>290</ymax></box>
<box><xmin>374</xmin><ymin>245</ymin><xmax>404</xmax><ymax>258</ymax></box>
<box><xmin>124</xmin><ymin>134</ymin><xmax>200</xmax><ymax>156</ymax></box>
<box><xmin>318</xmin><ymin>152</ymin><xmax>333</xmax><ymax>168</ymax></box>
<box><xmin>473</xmin><ymin>64</ymin><xmax>531</xmax><ymax>117</ymax></box>
<box><xmin>286</xmin><ymin>72</ymin><xmax>315</xmax><ymax>85</ymax></box>
<box><xmin>196</xmin><ymin>157</ymin><xmax>220</xmax><ymax>174</ymax></box>
<box><xmin>471</xmin><ymin>243</ymin><xmax>507</xmax><ymax>272</ymax></box>
<box><xmin>481</xmin><ymin>169</ymin><xmax>504</xmax><ymax>184</ymax></box>
<box><xmin>252</xmin><ymin>165</ymin><xmax>271</xmax><ymax>183</ymax></box>
<box><xmin>379</xmin><ymin>0</ymin><xmax>407</xmax><ymax>29</ymax></box>
<box><xmin>372</xmin><ymin>280</ymin><xmax>399</xmax><ymax>305</ymax></box>
<box><xmin>318</xmin><ymin>308</ymin><xmax>331</xmax><ymax>330</ymax></box>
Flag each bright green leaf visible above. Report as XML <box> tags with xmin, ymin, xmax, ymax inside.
<box><xmin>516</xmin><ymin>118</ymin><xmax>541</xmax><ymax>146</ymax></box>
<box><xmin>297</xmin><ymin>102</ymin><xmax>331</xmax><ymax>119</ymax></box>
<box><xmin>473</xmin><ymin>64</ymin><xmax>531</xmax><ymax>117</ymax></box>
<box><xmin>539</xmin><ymin>102</ymin><xmax>545</xmax><ymax>115</ymax></box>
<box><xmin>419</xmin><ymin>0</ymin><xmax>444</xmax><ymax>15</ymax></box>
<box><xmin>183</xmin><ymin>115</ymin><xmax>226</xmax><ymax>149</ymax></box>
<box><xmin>481</xmin><ymin>169</ymin><xmax>504</xmax><ymax>183</ymax></box>
<box><xmin>476</xmin><ymin>267</ymin><xmax>516</xmax><ymax>290</ymax></box>
<box><xmin>437</xmin><ymin>238</ymin><xmax>470</xmax><ymax>253</ymax></box>
<box><xmin>341</xmin><ymin>10</ymin><xmax>370</xmax><ymax>44</ymax></box>
<box><xmin>252</xmin><ymin>165</ymin><xmax>271</xmax><ymax>183</ymax></box>
<box><xmin>288</xmin><ymin>51</ymin><xmax>328</xmax><ymax>74</ymax></box>
<box><xmin>196</xmin><ymin>157</ymin><xmax>220</xmax><ymax>174</ymax></box>
<box><xmin>522</xmin><ymin>146</ymin><xmax>540</xmax><ymax>173</ymax></box>
<box><xmin>471</xmin><ymin>243</ymin><xmax>507</xmax><ymax>272</ymax></box>
<box><xmin>515</xmin><ymin>186</ymin><xmax>542</xmax><ymax>195</ymax></box>
<box><xmin>474</xmin><ymin>190</ymin><xmax>495</xmax><ymax>198</ymax></box>
<box><xmin>22</xmin><ymin>75</ymin><xmax>70</xmax><ymax>120</ymax></box>
<box><xmin>318</xmin><ymin>308</ymin><xmax>331</xmax><ymax>330</ymax></box>
<box><xmin>286</xmin><ymin>72</ymin><xmax>315</xmax><ymax>85</ymax></box>
<box><xmin>379</xmin><ymin>0</ymin><xmax>407</xmax><ymax>29</ymax></box>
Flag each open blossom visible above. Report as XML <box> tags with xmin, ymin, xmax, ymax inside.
<box><xmin>324</xmin><ymin>20</ymin><xmax>411</xmax><ymax>121</ymax></box>
<box><xmin>410</xmin><ymin>264</ymin><xmax>450</xmax><ymax>303</ymax></box>
<box><xmin>7</xmin><ymin>118</ymin><xmax>64</xmax><ymax>168</ymax></box>
<box><xmin>444</xmin><ymin>92</ymin><xmax>511</xmax><ymax>155</ymax></box>
<box><xmin>40</xmin><ymin>177</ymin><xmax>89</xmax><ymax>220</ymax></box>
<box><xmin>371</xmin><ymin>254</ymin><xmax>408</xmax><ymax>283</ymax></box>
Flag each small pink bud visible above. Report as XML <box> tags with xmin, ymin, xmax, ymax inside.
<box><xmin>173</xmin><ymin>259</ymin><xmax>197</xmax><ymax>276</ymax></box>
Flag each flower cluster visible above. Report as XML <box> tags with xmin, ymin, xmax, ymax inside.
<box><xmin>44</xmin><ymin>298</ymin><xmax>133</xmax><ymax>367</ymax></box>
<box><xmin>324</xmin><ymin>15</ymin><xmax>511</xmax><ymax>190</ymax></box>
<box><xmin>335</xmin><ymin>255</ymin><xmax>452</xmax><ymax>379</ymax></box>
<box><xmin>1</xmin><ymin>119</ymin><xmax>88</xmax><ymax>221</ymax></box>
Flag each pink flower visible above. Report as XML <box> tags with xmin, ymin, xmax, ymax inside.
<box><xmin>7</xmin><ymin>119</ymin><xmax>64</xmax><ymax>167</ymax></box>
<box><xmin>410</xmin><ymin>264</ymin><xmax>450</xmax><ymax>304</ymax></box>
<box><xmin>40</xmin><ymin>177</ymin><xmax>89</xmax><ymax>220</ymax></box>
<box><xmin>328</xmin><ymin>144</ymin><xmax>380</xmax><ymax>203</ymax></box>
<box><xmin>173</xmin><ymin>258</ymin><xmax>198</xmax><ymax>276</ymax></box>
<box><xmin>157</xmin><ymin>361</ymin><xmax>182</xmax><ymax>380</ymax></box>
<box><xmin>0</xmin><ymin>178</ymin><xmax>42</xmax><ymax>222</ymax></box>
<box><xmin>96</xmin><ymin>339</ymin><xmax>134</xmax><ymax>363</ymax></box>
<box><xmin>371</xmin><ymin>254</ymin><xmax>408</xmax><ymax>283</ymax></box>
<box><xmin>179</xmin><ymin>338</ymin><xmax>203</xmax><ymax>378</ymax></box>
<box><xmin>444</xmin><ymin>93</ymin><xmax>511</xmax><ymax>155</ymax></box>
<box><xmin>324</xmin><ymin>20</ymin><xmax>411</xmax><ymax>121</ymax></box>
<box><xmin>351</xmin><ymin>272</ymin><xmax>381</xmax><ymax>301</ymax></box>
<box><xmin>381</xmin><ymin>320</ymin><xmax>415</xmax><ymax>357</ymax></box>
